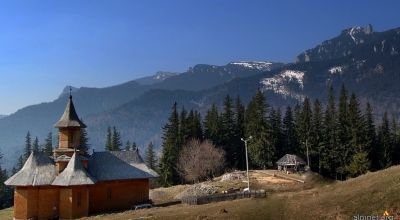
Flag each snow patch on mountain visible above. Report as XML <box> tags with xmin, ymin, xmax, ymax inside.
<box><xmin>260</xmin><ymin>70</ymin><xmax>305</xmax><ymax>101</ymax></box>
<box><xmin>153</xmin><ymin>71</ymin><xmax>177</xmax><ymax>80</ymax></box>
<box><xmin>229</xmin><ymin>61</ymin><xmax>274</xmax><ymax>71</ymax></box>
<box><xmin>347</xmin><ymin>25</ymin><xmax>374</xmax><ymax>44</ymax></box>
<box><xmin>349</xmin><ymin>27</ymin><xmax>359</xmax><ymax>43</ymax></box>
<box><xmin>135</xmin><ymin>71</ymin><xmax>178</xmax><ymax>85</ymax></box>
<box><xmin>328</xmin><ymin>66</ymin><xmax>344</xmax><ymax>74</ymax></box>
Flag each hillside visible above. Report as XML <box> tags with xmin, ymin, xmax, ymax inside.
<box><xmin>1</xmin><ymin>166</ymin><xmax>399</xmax><ymax>219</ymax></box>
<box><xmin>52</xmin><ymin>166</ymin><xmax>400</xmax><ymax>219</ymax></box>
<box><xmin>79</xmin><ymin>166</ymin><xmax>400</xmax><ymax>219</ymax></box>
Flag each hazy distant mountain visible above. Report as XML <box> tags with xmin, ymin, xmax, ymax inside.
<box><xmin>135</xmin><ymin>71</ymin><xmax>179</xmax><ymax>85</ymax></box>
<box><xmin>0</xmin><ymin>115</ymin><xmax>6</xmax><ymax>119</ymax></box>
<box><xmin>0</xmin><ymin>61</ymin><xmax>281</xmax><ymax>169</ymax></box>
<box><xmin>151</xmin><ymin>61</ymin><xmax>284</xmax><ymax>91</ymax></box>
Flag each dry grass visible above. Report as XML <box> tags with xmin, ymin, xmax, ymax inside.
<box><xmin>283</xmin><ymin>166</ymin><xmax>400</xmax><ymax>219</ymax></box>
<box><xmin>3</xmin><ymin>166</ymin><xmax>400</xmax><ymax>220</ymax></box>
<box><xmin>81</xmin><ymin>197</ymin><xmax>287</xmax><ymax>220</ymax></box>
<box><xmin>0</xmin><ymin>207</ymin><xmax>12</xmax><ymax>220</ymax></box>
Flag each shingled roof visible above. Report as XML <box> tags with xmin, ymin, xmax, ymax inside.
<box><xmin>109</xmin><ymin>150</ymin><xmax>159</xmax><ymax>177</ymax></box>
<box><xmin>5</xmin><ymin>151</ymin><xmax>56</xmax><ymax>186</ymax></box>
<box><xmin>276</xmin><ymin>154</ymin><xmax>306</xmax><ymax>166</ymax></box>
<box><xmin>54</xmin><ymin>95</ymin><xmax>86</xmax><ymax>128</ymax></box>
<box><xmin>88</xmin><ymin>150</ymin><xmax>158</xmax><ymax>181</ymax></box>
<box><xmin>52</xmin><ymin>152</ymin><xmax>96</xmax><ymax>186</ymax></box>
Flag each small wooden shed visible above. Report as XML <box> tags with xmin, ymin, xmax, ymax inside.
<box><xmin>276</xmin><ymin>154</ymin><xmax>306</xmax><ymax>173</ymax></box>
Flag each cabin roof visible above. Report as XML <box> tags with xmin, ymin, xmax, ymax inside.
<box><xmin>87</xmin><ymin>150</ymin><xmax>159</xmax><ymax>181</ymax></box>
<box><xmin>276</xmin><ymin>154</ymin><xmax>306</xmax><ymax>166</ymax></box>
<box><xmin>5</xmin><ymin>151</ymin><xmax>56</xmax><ymax>186</ymax></box>
<box><xmin>109</xmin><ymin>150</ymin><xmax>159</xmax><ymax>177</ymax></box>
<box><xmin>52</xmin><ymin>152</ymin><xmax>96</xmax><ymax>186</ymax></box>
<box><xmin>54</xmin><ymin>95</ymin><xmax>86</xmax><ymax>128</ymax></box>
<box><xmin>5</xmin><ymin>150</ymin><xmax>158</xmax><ymax>186</ymax></box>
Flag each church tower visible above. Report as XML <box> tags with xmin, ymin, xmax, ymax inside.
<box><xmin>53</xmin><ymin>94</ymin><xmax>87</xmax><ymax>173</ymax></box>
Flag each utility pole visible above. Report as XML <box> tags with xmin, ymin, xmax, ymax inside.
<box><xmin>241</xmin><ymin>136</ymin><xmax>252</xmax><ymax>192</ymax></box>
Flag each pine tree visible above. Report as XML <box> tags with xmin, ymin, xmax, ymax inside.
<box><xmin>111</xmin><ymin>126</ymin><xmax>122</xmax><ymax>151</ymax></box>
<box><xmin>43</xmin><ymin>132</ymin><xmax>53</xmax><ymax>157</ymax></box>
<box><xmin>79</xmin><ymin>128</ymin><xmax>90</xmax><ymax>155</ymax></box>
<box><xmin>193</xmin><ymin>111</ymin><xmax>203</xmax><ymax>140</ymax></box>
<box><xmin>204</xmin><ymin>104</ymin><xmax>221</xmax><ymax>145</ymax></box>
<box><xmin>187</xmin><ymin>110</ymin><xmax>203</xmax><ymax>141</ymax></box>
<box><xmin>159</xmin><ymin>102</ymin><xmax>180</xmax><ymax>186</ymax></box>
<box><xmin>179</xmin><ymin>107</ymin><xmax>189</xmax><ymax>145</ymax></box>
<box><xmin>345</xmin><ymin>93</ymin><xmax>369</xmax><ymax>178</ymax></box>
<box><xmin>391</xmin><ymin>116</ymin><xmax>400</xmax><ymax>165</ymax></box>
<box><xmin>234</xmin><ymin>96</ymin><xmax>246</xmax><ymax>170</ymax></box>
<box><xmin>0</xmin><ymin>151</ymin><xmax>13</xmax><ymax>208</ymax></box>
<box><xmin>282</xmin><ymin>106</ymin><xmax>297</xmax><ymax>156</ymax></box>
<box><xmin>293</xmin><ymin>104</ymin><xmax>302</xmax><ymax>155</ymax></box>
<box><xmin>245</xmin><ymin>90</ymin><xmax>274</xmax><ymax>168</ymax></box>
<box><xmin>16</xmin><ymin>155</ymin><xmax>24</xmax><ymax>171</ymax></box>
<box><xmin>221</xmin><ymin>95</ymin><xmax>237</xmax><ymax>167</ymax></box>
<box><xmin>345</xmin><ymin>152</ymin><xmax>370</xmax><ymax>178</ymax></box>
<box><xmin>377</xmin><ymin>112</ymin><xmax>392</xmax><ymax>168</ymax></box>
<box><xmin>310</xmin><ymin>99</ymin><xmax>324</xmax><ymax>172</ymax></box>
<box><xmin>105</xmin><ymin>126</ymin><xmax>112</xmax><ymax>151</ymax></box>
<box><xmin>23</xmin><ymin>131</ymin><xmax>32</xmax><ymax>161</ymax></box>
<box><xmin>365</xmin><ymin>102</ymin><xmax>378</xmax><ymax>170</ymax></box>
<box><xmin>32</xmin><ymin>137</ymin><xmax>40</xmax><ymax>152</ymax></box>
<box><xmin>145</xmin><ymin>142</ymin><xmax>158</xmax><ymax>170</ymax></box>
<box><xmin>323</xmin><ymin>87</ymin><xmax>339</xmax><ymax>179</ymax></box>
<box><xmin>125</xmin><ymin>140</ymin><xmax>131</xmax><ymax>151</ymax></box>
<box><xmin>348</xmin><ymin>93</ymin><xmax>366</xmax><ymax>153</ymax></box>
<box><xmin>270</xmin><ymin>108</ymin><xmax>283</xmax><ymax>161</ymax></box>
<box><xmin>298</xmin><ymin>97</ymin><xmax>313</xmax><ymax>168</ymax></box>
<box><xmin>337</xmin><ymin>85</ymin><xmax>351</xmax><ymax>179</ymax></box>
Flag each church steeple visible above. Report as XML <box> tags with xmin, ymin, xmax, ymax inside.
<box><xmin>54</xmin><ymin>95</ymin><xmax>87</xmax><ymax>173</ymax></box>
<box><xmin>54</xmin><ymin>95</ymin><xmax>86</xmax><ymax>128</ymax></box>
<box><xmin>54</xmin><ymin>95</ymin><xmax>85</xmax><ymax>150</ymax></box>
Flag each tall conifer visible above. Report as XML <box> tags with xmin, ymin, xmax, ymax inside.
<box><xmin>159</xmin><ymin>102</ymin><xmax>180</xmax><ymax>186</ymax></box>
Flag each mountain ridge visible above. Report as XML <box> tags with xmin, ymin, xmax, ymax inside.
<box><xmin>0</xmin><ymin>61</ymin><xmax>281</xmax><ymax>169</ymax></box>
<box><xmin>1</xmin><ymin>25</ymin><xmax>400</xmax><ymax>170</ymax></box>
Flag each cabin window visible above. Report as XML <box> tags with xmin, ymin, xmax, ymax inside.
<box><xmin>77</xmin><ymin>192</ymin><xmax>82</xmax><ymax>207</ymax></box>
<box><xmin>107</xmin><ymin>188</ymin><xmax>112</xmax><ymax>200</ymax></box>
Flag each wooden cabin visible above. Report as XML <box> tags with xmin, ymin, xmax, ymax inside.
<box><xmin>5</xmin><ymin>95</ymin><xmax>158</xmax><ymax>219</ymax></box>
<box><xmin>276</xmin><ymin>154</ymin><xmax>306</xmax><ymax>173</ymax></box>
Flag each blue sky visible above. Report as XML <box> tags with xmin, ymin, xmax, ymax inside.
<box><xmin>0</xmin><ymin>0</ymin><xmax>399</xmax><ymax>115</ymax></box>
